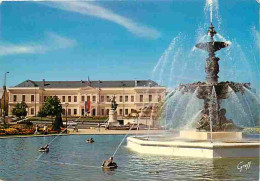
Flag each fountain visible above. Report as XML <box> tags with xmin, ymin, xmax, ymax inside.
<box><xmin>127</xmin><ymin>17</ymin><xmax>259</xmax><ymax>158</ymax></box>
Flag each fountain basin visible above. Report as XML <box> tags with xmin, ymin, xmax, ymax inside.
<box><xmin>179</xmin><ymin>130</ymin><xmax>242</xmax><ymax>141</ymax></box>
<box><xmin>127</xmin><ymin>136</ymin><xmax>260</xmax><ymax>158</ymax></box>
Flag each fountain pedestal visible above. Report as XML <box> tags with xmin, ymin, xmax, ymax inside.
<box><xmin>108</xmin><ymin>109</ymin><xmax>119</xmax><ymax>126</ymax></box>
<box><xmin>179</xmin><ymin>130</ymin><xmax>242</xmax><ymax>141</ymax></box>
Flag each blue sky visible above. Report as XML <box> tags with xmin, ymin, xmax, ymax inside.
<box><xmin>0</xmin><ymin>0</ymin><xmax>258</xmax><ymax>88</ymax></box>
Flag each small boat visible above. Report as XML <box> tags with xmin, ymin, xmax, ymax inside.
<box><xmin>38</xmin><ymin>147</ymin><xmax>49</xmax><ymax>152</ymax></box>
<box><xmin>86</xmin><ymin>138</ymin><xmax>95</xmax><ymax>143</ymax></box>
<box><xmin>86</xmin><ymin>140</ymin><xmax>94</xmax><ymax>143</ymax></box>
<box><xmin>101</xmin><ymin>163</ymin><xmax>118</xmax><ymax>169</ymax></box>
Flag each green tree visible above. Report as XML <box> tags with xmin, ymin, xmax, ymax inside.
<box><xmin>12</xmin><ymin>102</ymin><xmax>28</xmax><ymax>119</ymax></box>
<box><xmin>53</xmin><ymin>113</ymin><xmax>63</xmax><ymax>131</ymax></box>
<box><xmin>41</xmin><ymin>96</ymin><xmax>63</xmax><ymax>131</ymax></box>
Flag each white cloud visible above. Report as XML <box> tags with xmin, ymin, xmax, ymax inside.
<box><xmin>42</xmin><ymin>1</ymin><xmax>161</xmax><ymax>39</ymax></box>
<box><xmin>0</xmin><ymin>33</ymin><xmax>76</xmax><ymax>56</ymax></box>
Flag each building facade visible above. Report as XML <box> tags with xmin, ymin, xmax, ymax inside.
<box><xmin>8</xmin><ymin>80</ymin><xmax>166</xmax><ymax>118</ymax></box>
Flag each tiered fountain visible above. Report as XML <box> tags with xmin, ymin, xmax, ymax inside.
<box><xmin>127</xmin><ymin>23</ymin><xmax>260</xmax><ymax>158</ymax></box>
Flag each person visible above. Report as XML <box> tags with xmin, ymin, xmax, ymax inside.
<box><xmin>34</xmin><ymin>124</ymin><xmax>38</xmax><ymax>134</ymax></box>
<box><xmin>97</xmin><ymin>123</ymin><xmax>100</xmax><ymax>132</ymax></box>
<box><xmin>39</xmin><ymin>144</ymin><xmax>49</xmax><ymax>152</ymax></box>
<box><xmin>87</xmin><ymin>138</ymin><xmax>94</xmax><ymax>143</ymax></box>
<box><xmin>43</xmin><ymin>124</ymin><xmax>48</xmax><ymax>135</ymax></box>
<box><xmin>102</xmin><ymin>156</ymin><xmax>117</xmax><ymax>168</ymax></box>
<box><xmin>42</xmin><ymin>144</ymin><xmax>49</xmax><ymax>149</ymax></box>
<box><xmin>105</xmin><ymin>122</ymin><xmax>109</xmax><ymax>130</ymax></box>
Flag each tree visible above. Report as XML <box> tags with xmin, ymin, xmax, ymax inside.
<box><xmin>37</xmin><ymin>109</ymin><xmax>47</xmax><ymax>121</ymax></box>
<box><xmin>12</xmin><ymin>102</ymin><xmax>28</xmax><ymax>119</ymax></box>
<box><xmin>41</xmin><ymin>96</ymin><xmax>63</xmax><ymax>131</ymax></box>
<box><xmin>53</xmin><ymin>113</ymin><xmax>63</xmax><ymax>131</ymax></box>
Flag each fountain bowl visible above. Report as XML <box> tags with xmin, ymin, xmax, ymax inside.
<box><xmin>127</xmin><ymin>131</ymin><xmax>260</xmax><ymax>158</ymax></box>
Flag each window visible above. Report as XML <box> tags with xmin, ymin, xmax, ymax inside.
<box><xmin>125</xmin><ymin>109</ymin><xmax>128</xmax><ymax>115</ymax></box>
<box><xmin>131</xmin><ymin>109</ymin><xmax>135</xmax><ymax>113</ymax></box>
<box><xmin>119</xmin><ymin>109</ymin><xmax>123</xmax><ymax>115</ymax></box>
<box><xmin>87</xmin><ymin>96</ymin><xmax>90</xmax><ymax>101</ymax></box>
<box><xmin>62</xmin><ymin>109</ymin><xmax>65</xmax><ymax>115</ymax></box>
<box><xmin>68</xmin><ymin>96</ymin><xmax>71</xmax><ymax>102</ymax></box>
<box><xmin>149</xmin><ymin>95</ymin><xmax>152</xmax><ymax>102</ymax></box>
<box><xmin>106</xmin><ymin>109</ymin><xmax>109</xmax><ymax>115</ymax></box>
<box><xmin>68</xmin><ymin>109</ymin><xmax>71</xmax><ymax>115</ymax></box>
<box><xmin>106</xmin><ymin>96</ymin><xmax>110</xmax><ymax>102</ymax></box>
<box><xmin>74</xmin><ymin>109</ymin><xmax>77</xmax><ymax>115</ymax></box>
<box><xmin>131</xmin><ymin>96</ymin><xmax>134</xmax><ymax>102</ymax></box>
<box><xmin>125</xmin><ymin>96</ymin><xmax>128</xmax><ymax>102</ymax></box>
<box><xmin>13</xmin><ymin>95</ymin><xmax>17</xmax><ymax>102</ymax></box>
<box><xmin>92</xmin><ymin>109</ymin><xmax>96</xmax><ymax>116</ymax></box>
<box><xmin>31</xmin><ymin>95</ymin><xmax>35</xmax><ymax>102</ymax></box>
<box><xmin>81</xmin><ymin>96</ymin><xmax>85</xmax><ymax>102</ymax></box>
<box><xmin>101</xmin><ymin>109</ymin><xmax>104</xmax><ymax>115</ymax></box>
<box><xmin>31</xmin><ymin>108</ymin><xmax>34</xmax><ymax>115</ymax></box>
<box><xmin>120</xmin><ymin>96</ymin><xmax>123</xmax><ymax>102</ymax></box>
<box><xmin>92</xmin><ymin>96</ymin><xmax>96</xmax><ymax>102</ymax></box>
<box><xmin>74</xmin><ymin>96</ymin><xmax>77</xmax><ymax>102</ymax></box>
<box><xmin>62</xmin><ymin>96</ymin><xmax>65</xmax><ymax>102</ymax></box>
<box><xmin>158</xmin><ymin>95</ymin><xmax>162</xmax><ymax>102</ymax></box>
<box><xmin>81</xmin><ymin>109</ymin><xmax>84</xmax><ymax>116</ymax></box>
<box><xmin>140</xmin><ymin>95</ymin><xmax>143</xmax><ymax>102</ymax></box>
<box><xmin>44</xmin><ymin>96</ymin><xmax>47</xmax><ymax>102</ymax></box>
<box><xmin>101</xmin><ymin>96</ymin><xmax>104</xmax><ymax>102</ymax></box>
<box><xmin>22</xmin><ymin>95</ymin><xmax>26</xmax><ymax>102</ymax></box>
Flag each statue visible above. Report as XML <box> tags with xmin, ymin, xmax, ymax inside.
<box><xmin>110</xmin><ymin>96</ymin><xmax>118</xmax><ymax>110</ymax></box>
<box><xmin>108</xmin><ymin>96</ymin><xmax>118</xmax><ymax>126</ymax></box>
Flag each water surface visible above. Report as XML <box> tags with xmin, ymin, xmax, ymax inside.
<box><xmin>0</xmin><ymin>135</ymin><xmax>259</xmax><ymax>181</ymax></box>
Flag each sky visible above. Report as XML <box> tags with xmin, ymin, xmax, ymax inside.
<box><xmin>0</xmin><ymin>0</ymin><xmax>259</xmax><ymax>88</ymax></box>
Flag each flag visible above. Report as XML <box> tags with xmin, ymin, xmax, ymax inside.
<box><xmin>86</xmin><ymin>76</ymin><xmax>90</xmax><ymax>86</ymax></box>
<box><xmin>85</xmin><ymin>101</ymin><xmax>91</xmax><ymax>113</ymax></box>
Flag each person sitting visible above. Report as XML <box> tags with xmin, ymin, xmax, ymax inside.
<box><xmin>39</xmin><ymin>144</ymin><xmax>49</xmax><ymax>152</ymax></box>
<box><xmin>41</xmin><ymin>144</ymin><xmax>49</xmax><ymax>149</ymax></box>
<box><xmin>102</xmin><ymin>156</ymin><xmax>117</xmax><ymax>168</ymax></box>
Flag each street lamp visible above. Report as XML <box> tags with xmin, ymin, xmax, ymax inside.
<box><xmin>122</xmin><ymin>82</ymin><xmax>126</xmax><ymax>117</ymax></box>
<box><xmin>65</xmin><ymin>103</ymin><xmax>69</xmax><ymax>133</ymax></box>
<box><xmin>3</xmin><ymin>72</ymin><xmax>9</xmax><ymax>123</ymax></box>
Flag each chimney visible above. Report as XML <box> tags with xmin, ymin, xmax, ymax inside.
<box><xmin>42</xmin><ymin>79</ymin><xmax>45</xmax><ymax>86</ymax></box>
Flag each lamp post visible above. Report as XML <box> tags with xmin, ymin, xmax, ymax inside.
<box><xmin>3</xmin><ymin>72</ymin><xmax>9</xmax><ymax>124</ymax></box>
<box><xmin>122</xmin><ymin>82</ymin><xmax>126</xmax><ymax>117</ymax></box>
<box><xmin>65</xmin><ymin>103</ymin><xmax>69</xmax><ymax>133</ymax></box>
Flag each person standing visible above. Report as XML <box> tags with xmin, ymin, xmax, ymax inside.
<box><xmin>98</xmin><ymin>123</ymin><xmax>100</xmax><ymax>132</ymax></box>
<box><xmin>43</xmin><ymin>124</ymin><xmax>48</xmax><ymax>135</ymax></box>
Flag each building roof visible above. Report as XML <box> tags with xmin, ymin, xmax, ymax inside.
<box><xmin>13</xmin><ymin>80</ymin><xmax>161</xmax><ymax>88</ymax></box>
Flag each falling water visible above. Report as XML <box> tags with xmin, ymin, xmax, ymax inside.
<box><xmin>244</xmin><ymin>87</ymin><xmax>260</xmax><ymax>102</ymax></box>
<box><xmin>241</xmin><ymin>92</ymin><xmax>256</xmax><ymax>127</ymax></box>
<box><xmin>162</xmin><ymin>88</ymin><xmax>185</xmax><ymax>129</ymax></box>
<box><xmin>221</xmin><ymin>86</ymin><xmax>249</xmax><ymax>127</ymax></box>
<box><xmin>152</xmin><ymin>33</ymin><xmax>182</xmax><ymax>84</ymax></box>
<box><xmin>182</xmin><ymin>88</ymin><xmax>203</xmax><ymax>126</ymax></box>
<box><xmin>209</xmin><ymin>86</ymin><xmax>218</xmax><ymax>140</ymax></box>
<box><xmin>184</xmin><ymin>110</ymin><xmax>202</xmax><ymax>129</ymax></box>
<box><xmin>150</xmin><ymin>0</ymin><xmax>259</xmax><ymax>131</ymax></box>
